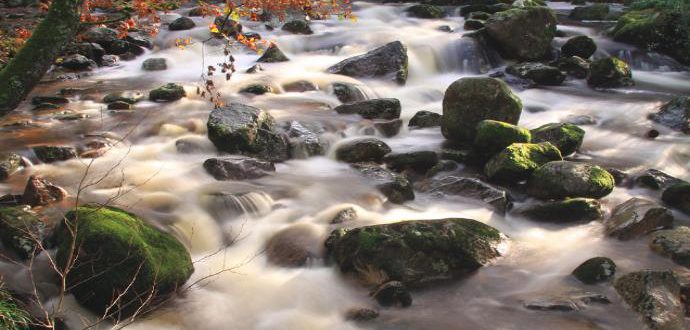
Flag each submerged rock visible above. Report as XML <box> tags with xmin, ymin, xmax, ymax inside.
<box><xmin>572</xmin><ymin>257</ymin><xmax>616</xmax><ymax>284</ymax></box>
<box><xmin>649</xmin><ymin>96</ymin><xmax>690</xmax><ymax>134</ymax></box>
<box><xmin>103</xmin><ymin>91</ymin><xmax>145</xmax><ymax>104</ymax></box>
<box><xmin>266</xmin><ymin>224</ymin><xmax>322</xmax><ymax>267</ymax></box>
<box><xmin>418</xmin><ymin>176</ymin><xmax>511</xmax><ymax>214</ymax></box>
<box><xmin>442</xmin><ymin>77</ymin><xmax>522</xmax><ymax>142</ymax></box>
<box><xmin>149</xmin><ymin>83</ymin><xmax>186</xmax><ymax>102</ymax></box>
<box><xmin>21</xmin><ymin>176</ymin><xmax>67</xmax><ymax>207</ymax></box>
<box><xmin>335</xmin><ymin>138</ymin><xmax>391</xmax><ymax>164</ymax></box>
<box><xmin>326</xmin><ymin>218</ymin><xmax>506</xmax><ymax>286</ymax></box>
<box><xmin>614</xmin><ymin>270</ymin><xmax>685</xmax><ymax>330</ymax></box>
<box><xmin>561</xmin><ymin>35</ymin><xmax>597</xmax><ymax>59</ymax></box>
<box><xmin>374</xmin><ymin>119</ymin><xmax>403</xmax><ymax>138</ymax></box>
<box><xmin>332</xmin><ymin>82</ymin><xmax>367</xmax><ymax>103</ymax></box>
<box><xmin>203</xmin><ymin>156</ymin><xmax>275</xmax><ymax>181</ymax></box>
<box><xmin>33</xmin><ymin>146</ymin><xmax>77</xmax><ymax>163</ymax></box>
<box><xmin>506</xmin><ymin>62</ymin><xmax>565</xmax><ymax>86</ymax></box>
<box><xmin>587</xmin><ymin>57</ymin><xmax>633</xmax><ymax>88</ymax></box>
<box><xmin>605</xmin><ymin>197</ymin><xmax>673</xmax><ymax>240</ymax></box>
<box><xmin>524</xmin><ymin>291</ymin><xmax>610</xmax><ymax>311</ymax></box>
<box><xmin>407</xmin><ymin>4</ymin><xmax>445</xmax><ymax>18</ymax></box>
<box><xmin>635</xmin><ymin>168</ymin><xmax>686</xmax><ymax>190</ymax></box>
<box><xmin>55</xmin><ymin>206</ymin><xmax>193</xmax><ymax>319</ymax></box>
<box><xmin>0</xmin><ymin>153</ymin><xmax>22</xmax><ymax>180</ymax></box>
<box><xmin>409</xmin><ymin>111</ymin><xmax>441</xmax><ymax>128</ymax></box>
<box><xmin>522</xmin><ymin>198</ymin><xmax>602</xmax><ymax>223</ymax></box>
<box><xmin>284</xmin><ymin>121</ymin><xmax>327</xmax><ymax>158</ymax></box>
<box><xmin>351</xmin><ymin>163</ymin><xmax>414</xmax><ymax>204</ymax></box>
<box><xmin>662</xmin><ymin>182</ymin><xmax>690</xmax><ymax>215</ymax></box>
<box><xmin>485</xmin><ymin>142</ymin><xmax>562</xmax><ymax>182</ymax></box>
<box><xmin>473</xmin><ymin>120</ymin><xmax>531</xmax><ymax>156</ymax></box>
<box><xmin>484</xmin><ymin>7</ymin><xmax>557</xmax><ymax>61</ymax></box>
<box><xmin>0</xmin><ymin>206</ymin><xmax>45</xmax><ymax>260</ymax></box>
<box><xmin>383</xmin><ymin>151</ymin><xmax>439</xmax><ymax>173</ymax></box>
<box><xmin>257</xmin><ymin>44</ymin><xmax>289</xmax><ymax>62</ymax></box>
<box><xmin>142</xmin><ymin>58</ymin><xmax>167</xmax><ymax>71</ymax></box>
<box><xmin>531</xmin><ymin>122</ymin><xmax>585</xmax><ymax>156</ymax></box>
<box><xmin>169</xmin><ymin>16</ymin><xmax>196</xmax><ymax>31</ymax></box>
<box><xmin>334</xmin><ymin>98</ymin><xmax>401</xmax><ymax>120</ymax></box>
<box><xmin>527</xmin><ymin>161</ymin><xmax>615</xmax><ymax>200</ymax></box>
<box><xmin>649</xmin><ymin>226</ymin><xmax>690</xmax><ymax>267</ymax></box>
<box><xmin>327</xmin><ymin>41</ymin><xmax>408</xmax><ymax>85</ymax></box>
<box><xmin>345</xmin><ymin>307</ymin><xmax>380</xmax><ymax>321</ymax></box>
<box><xmin>239</xmin><ymin>83</ymin><xmax>273</xmax><ymax>95</ymax></box>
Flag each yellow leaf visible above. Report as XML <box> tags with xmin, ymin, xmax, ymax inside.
<box><xmin>210</xmin><ymin>25</ymin><xmax>219</xmax><ymax>33</ymax></box>
<box><xmin>230</xmin><ymin>12</ymin><xmax>240</xmax><ymax>21</ymax></box>
<box><xmin>223</xmin><ymin>6</ymin><xmax>231</xmax><ymax>14</ymax></box>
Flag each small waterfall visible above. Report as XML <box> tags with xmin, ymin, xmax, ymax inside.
<box><xmin>201</xmin><ymin>191</ymin><xmax>275</xmax><ymax>221</ymax></box>
<box><xmin>439</xmin><ymin>35</ymin><xmax>501</xmax><ymax>74</ymax></box>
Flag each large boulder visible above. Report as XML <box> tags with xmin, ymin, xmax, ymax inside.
<box><xmin>484</xmin><ymin>142</ymin><xmax>563</xmax><ymax>182</ymax></box>
<box><xmin>505</xmin><ymin>62</ymin><xmax>565</xmax><ymax>86</ymax></box>
<box><xmin>207</xmin><ymin>103</ymin><xmax>289</xmax><ymax>162</ymax></box>
<box><xmin>568</xmin><ymin>4</ymin><xmax>609</xmax><ymax>21</ymax></box>
<box><xmin>442</xmin><ymin>77</ymin><xmax>522</xmax><ymax>142</ymax></box>
<box><xmin>649</xmin><ymin>96</ymin><xmax>690</xmax><ymax>134</ymax></box>
<box><xmin>587</xmin><ymin>57</ymin><xmax>633</xmax><ymax>88</ymax></box>
<box><xmin>0</xmin><ymin>153</ymin><xmax>22</xmax><ymax>180</ymax></box>
<box><xmin>327</xmin><ymin>41</ymin><xmax>408</xmax><ymax>85</ymax></box>
<box><xmin>614</xmin><ymin>270</ymin><xmax>685</xmax><ymax>330</ymax></box>
<box><xmin>522</xmin><ymin>198</ymin><xmax>602</xmax><ymax>223</ymax></box>
<box><xmin>55</xmin><ymin>206</ymin><xmax>193</xmax><ymax>318</ymax></box>
<box><xmin>474</xmin><ymin>120</ymin><xmax>531</xmax><ymax>156</ymax></box>
<box><xmin>649</xmin><ymin>226</ymin><xmax>690</xmax><ymax>267</ymax></box>
<box><xmin>334</xmin><ymin>98</ymin><xmax>401</xmax><ymax>120</ymax></box>
<box><xmin>531</xmin><ymin>123</ymin><xmax>585</xmax><ymax>156</ymax></box>
<box><xmin>0</xmin><ymin>206</ymin><xmax>45</xmax><ymax>260</ymax></box>
<box><xmin>351</xmin><ymin>163</ymin><xmax>414</xmax><ymax>204</ymax></box>
<box><xmin>661</xmin><ymin>182</ymin><xmax>690</xmax><ymax>215</ymax></box>
<box><xmin>605</xmin><ymin>198</ymin><xmax>674</xmax><ymax>240</ymax></box>
<box><xmin>484</xmin><ymin>7</ymin><xmax>557</xmax><ymax>61</ymax></box>
<box><xmin>611</xmin><ymin>9</ymin><xmax>690</xmax><ymax>65</ymax></box>
<box><xmin>417</xmin><ymin>176</ymin><xmax>511</xmax><ymax>214</ymax></box>
<box><xmin>572</xmin><ymin>257</ymin><xmax>616</xmax><ymax>284</ymax></box>
<box><xmin>335</xmin><ymin>138</ymin><xmax>391</xmax><ymax>164</ymax></box>
<box><xmin>561</xmin><ymin>35</ymin><xmax>597</xmax><ymax>59</ymax></box>
<box><xmin>203</xmin><ymin>156</ymin><xmax>275</xmax><ymax>181</ymax></box>
<box><xmin>527</xmin><ymin>161</ymin><xmax>615</xmax><ymax>200</ymax></box>
<box><xmin>326</xmin><ymin>218</ymin><xmax>506</xmax><ymax>286</ymax></box>
<box><xmin>60</xmin><ymin>54</ymin><xmax>98</xmax><ymax>71</ymax></box>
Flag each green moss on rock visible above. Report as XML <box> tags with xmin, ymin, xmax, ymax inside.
<box><xmin>527</xmin><ymin>161</ymin><xmax>615</xmax><ymax>200</ymax></box>
<box><xmin>0</xmin><ymin>284</ymin><xmax>31</xmax><ymax>330</ymax></box>
<box><xmin>572</xmin><ymin>257</ymin><xmax>616</xmax><ymax>284</ymax></box>
<box><xmin>484</xmin><ymin>142</ymin><xmax>562</xmax><ymax>182</ymax></box>
<box><xmin>587</xmin><ymin>57</ymin><xmax>633</xmax><ymax>88</ymax></box>
<box><xmin>0</xmin><ymin>206</ymin><xmax>45</xmax><ymax>260</ymax></box>
<box><xmin>522</xmin><ymin>198</ymin><xmax>602</xmax><ymax>223</ymax></box>
<box><xmin>531</xmin><ymin>122</ymin><xmax>585</xmax><ymax>156</ymax></box>
<box><xmin>149</xmin><ymin>83</ymin><xmax>186</xmax><ymax>102</ymax></box>
<box><xmin>474</xmin><ymin>120</ymin><xmax>531</xmax><ymax>156</ymax></box>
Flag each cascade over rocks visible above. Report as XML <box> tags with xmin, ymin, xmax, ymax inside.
<box><xmin>327</xmin><ymin>41</ymin><xmax>408</xmax><ymax>85</ymax></box>
<box><xmin>484</xmin><ymin>7</ymin><xmax>557</xmax><ymax>61</ymax></box>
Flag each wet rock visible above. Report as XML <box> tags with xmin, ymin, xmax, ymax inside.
<box><xmin>522</xmin><ymin>198</ymin><xmax>603</xmax><ymax>223</ymax></box>
<box><xmin>527</xmin><ymin>161</ymin><xmax>615</xmax><ymax>200</ymax></box>
<box><xmin>81</xmin><ymin>27</ymin><xmax>142</xmax><ymax>56</ymax></box>
<box><xmin>473</xmin><ymin>120</ymin><xmax>531</xmax><ymax>156</ymax></box>
<box><xmin>284</xmin><ymin>121</ymin><xmax>326</xmax><ymax>158</ymax></box>
<box><xmin>605</xmin><ymin>198</ymin><xmax>674</xmax><ymax>240</ymax></box>
<box><xmin>506</xmin><ymin>62</ymin><xmax>565</xmax><ymax>86</ymax></box>
<box><xmin>524</xmin><ymin>291</ymin><xmax>610</xmax><ymax>311</ymax></box>
<box><xmin>100</xmin><ymin>54</ymin><xmax>119</xmax><ymax>66</ymax></box>
<box><xmin>54</xmin><ymin>206</ymin><xmax>193</xmax><ymax>318</ymax></box>
<box><xmin>334</xmin><ymin>98</ymin><xmax>401</xmax><ymax>120</ymax></box>
<box><xmin>335</xmin><ymin>138</ymin><xmax>391</xmax><ymax>164</ymax></box>
<box><xmin>328</xmin><ymin>217</ymin><xmax>505</xmax><ymax>288</ymax></box>
<box><xmin>213</xmin><ymin>16</ymin><xmax>242</xmax><ymax>37</ymax></box>
<box><xmin>606</xmin><ymin>168</ymin><xmax>628</xmax><ymax>186</ymax></box>
<box><xmin>246</xmin><ymin>64</ymin><xmax>263</xmax><ymax>73</ymax></box>
<box><xmin>374</xmin><ymin>119</ymin><xmax>403</xmax><ymax>138</ymax></box>
<box><xmin>239</xmin><ymin>83</ymin><xmax>272</xmax><ymax>95</ymax></box>
<box><xmin>572</xmin><ymin>257</ymin><xmax>616</xmax><ymax>284</ymax></box>
<box><xmin>549</xmin><ymin>56</ymin><xmax>590</xmax><ymax>79</ymax></box>
<box><xmin>0</xmin><ymin>153</ymin><xmax>22</xmax><ymax>180</ymax></box>
<box><xmin>107</xmin><ymin>101</ymin><xmax>132</xmax><ymax>110</ymax></box>
<box><xmin>125</xmin><ymin>33</ymin><xmax>153</xmax><ymax>49</ymax></box>
<box><xmin>33</xmin><ymin>146</ymin><xmax>77</xmax><ymax>163</ymax></box>
<box><xmin>175</xmin><ymin>137</ymin><xmax>212</xmax><ymax>154</ymax></box>
<box><xmin>484</xmin><ymin>7</ymin><xmax>557</xmax><ymax>61</ymax></box>
<box><xmin>149</xmin><ymin>83</ymin><xmax>186</xmax><ymax>102</ymax></box>
<box><xmin>281</xmin><ymin>20</ymin><xmax>312</xmax><ymax>34</ymax></box>
<box><xmin>649</xmin><ymin>226</ymin><xmax>690</xmax><ymax>267</ymax></box>
<box><xmin>0</xmin><ymin>206</ymin><xmax>45</xmax><ymax>260</ymax></box>
<box><xmin>417</xmin><ymin>176</ymin><xmax>511</xmax><ymax>214</ymax></box>
<box><xmin>568</xmin><ymin>4</ymin><xmax>609</xmax><ymax>20</ymax></box>
<box><xmin>203</xmin><ymin>156</ymin><xmax>275</xmax><ymax>181</ymax></box>
<box><xmin>383</xmin><ymin>151</ymin><xmax>439</xmax><ymax>173</ymax></box>
<box><xmin>330</xmin><ymin>207</ymin><xmax>358</xmax><ymax>224</ymax></box>
<box><xmin>485</xmin><ymin>142</ymin><xmax>562</xmax><ymax>183</ymax></box>
<box><xmin>371</xmin><ymin>281</ymin><xmax>412</xmax><ymax>307</ymax></box>
<box><xmin>464</xmin><ymin>19</ymin><xmax>485</xmax><ymax>30</ymax></box>
<box><xmin>587</xmin><ymin>57</ymin><xmax>633</xmax><ymax>88</ymax></box>
<box><xmin>66</xmin><ymin>42</ymin><xmax>106</xmax><ymax>64</ymax></box>
<box><xmin>332</xmin><ymin>82</ymin><xmax>367</xmax><ymax>103</ymax></box>
<box><xmin>407</xmin><ymin>4</ymin><xmax>444</xmax><ymax>18</ymax></box>
<box><xmin>103</xmin><ymin>91</ymin><xmax>144</xmax><ymax>104</ymax></box>
<box><xmin>257</xmin><ymin>43</ymin><xmax>289</xmax><ymax>62</ymax></box>
<box><xmin>409</xmin><ymin>111</ymin><xmax>442</xmax><ymax>129</ymax></box>
<box><xmin>265</xmin><ymin>224</ymin><xmax>322</xmax><ymax>267</ymax></box>
<box><xmin>425</xmin><ymin>159</ymin><xmax>458</xmax><ymax>178</ymax></box>
<box><xmin>649</xmin><ymin>96</ymin><xmax>690</xmax><ymax>134</ymax></box>
<box><xmin>21</xmin><ymin>175</ymin><xmax>67</xmax><ymax>207</ymax></box>
<box><xmin>561</xmin><ymin>35</ymin><xmax>597</xmax><ymax>59</ymax></box>
<box><xmin>442</xmin><ymin>77</ymin><xmax>522</xmax><ymax>142</ymax></box>
<box><xmin>60</xmin><ymin>54</ymin><xmax>98</xmax><ymax>71</ymax></box>
<box><xmin>438</xmin><ymin>25</ymin><xmax>453</xmax><ymax>32</ymax></box>
<box><xmin>635</xmin><ymin>169</ymin><xmax>685</xmax><ymax>190</ymax></box>
<box><xmin>351</xmin><ymin>163</ymin><xmax>414</xmax><ymax>204</ymax></box>
<box><xmin>327</xmin><ymin>41</ymin><xmax>408</xmax><ymax>85</ymax></box>
<box><xmin>614</xmin><ymin>270</ymin><xmax>685</xmax><ymax>330</ymax></box>
<box><xmin>169</xmin><ymin>16</ymin><xmax>195</xmax><ymax>31</ymax></box>
<box><xmin>142</xmin><ymin>58</ymin><xmax>167</xmax><ymax>71</ymax></box>
<box><xmin>531</xmin><ymin>123</ymin><xmax>585</xmax><ymax>156</ymax></box>
<box><xmin>565</xmin><ymin>114</ymin><xmax>596</xmax><ymax>126</ymax></box>
<box><xmin>662</xmin><ymin>182</ymin><xmax>690</xmax><ymax>215</ymax></box>
<box><xmin>283</xmin><ymin>80</ymin><xmax>318</xmax><ymax>92</ymax></box>
<box><xmin>31</xmin><ymin>96</ymin><xmax>69</xmax><ymax>106</ymax></box>
<box><xmin>345</xmin><ymin>307</ymin><xmax>379</xmax><ymax>321</ymax></box>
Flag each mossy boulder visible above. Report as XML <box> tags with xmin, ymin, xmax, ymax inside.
<box><xmin>568</xmin><ymin>4</ymin><xmax>609</xmax><ymax>21</ymax></box>
<box><xmin>409</xmin><ymin>111</ymin><xmax>442</xmax><ymax>128</ymax></box>
<box><xmin>442</xmin><ymin>77</ymin><xmax>522</xmax><ymax>142</ymax></box>
<box><xmin>351</xmin><ymin>163</ymin><xmax>414</xmax><ymax>204</ymax></box>
<box><xmin>149</xmin><ymin>83</ymin><xmax>186</xmax><ymax>102</ymax></box>
<box><xmin>33</xmin><ymin>145</ymin><xmax>77</xmax><ymax>163</ymax></box>
<box><xmin>610</xmin><ymin>9</ymin><xmax>690</xmax><ymax>65</ymax></box>
<box><xmin>407</xmin><ymin>4</ymin><xmax>445</xmax><ymax>18</ymax></box>
<box><xmin>0</xmin><ymin>284</ymin><xmax>31</xmax><ymax>330</ymax></box>
<box><xmin>335</xmin><ymin>138</ymin><xmax>391</xmax><ymax>164</ymax></box>
<box><xmin>326</xmin><ymin>218</ymin><xmax>506</xmax><ymax>286</ymax></box>
<box><xmin>649</xmin><ymin>226</ymin><xmax>690</xmax><ymax>267</ymax></box>
<box><xmin>572</xmin><ymin>257</ymin><xmax>616</xmax><ymax>284</ymax></box>
<box><xmin>0</xmin><ymin>206</ymin><xmax>45</xmax><ymax>260</ymax></box>
<box><xmin>661</xmin><ymin>182</ymin><xmax>690</xmax><ymax>215</ymax></box>
<box><xmin>531</xmin><ymin>122</ymin><xmax>585</xmax><ymax>156</ymax></box>
<box><xmin>327</xmin><ymin>41</ymin><xmax>408</xmax><ymax>85</ymax></box>
<box><xmin>281</xmin><ymin>20</ymin><xmax>313</xmax><ymax>34</ymax></box>
<box><xmin>103</xmin><ymin>91</ymin><xmax>145</xmax><ymax>104</ymax></box>
<box><xmin>549</xmin><ymin>56</ymin><xmax>590</xmax><ymax>79</ymax></box>
<box><xmin>474</xmin><ymin>120</ymin><xmax>531</xmax><ymax>157</ymax></box>
<box><xmin>334</xmin><ymin>98</ymin><xmax>401</xmax><ymax>120</ymax></box>
<box><xmin>527</xmin><ymin>161</ymin><xmax>615</xmax><ymax>200</ymax></box>
<box><xmin>561</xmin><ymin>35</ymin><xmax>597</xmax><ymax>59</ymax></box>
<box><xmin>0</xmin><ymin>153</ymin><xmax>22</xmax><ymax>180</ymax></box>
<box><xmin>142</xmin><ymin>58</ymin><xmax>167</xmax><ymax>71</ymax></box>
<box><xmin>587</xmin><ymin>57</ymin><xmax>633</xmax><ymax>88</ymax></box>
<box><xmin>605</xmin><ymin>197</ymin><xmax>674</xmax><ymax>240</ymax></box>
<box><xmin>55</xmin><ymin>206</ymin><xmax>193</xmax><ymax>319</ymax></box>
<box><xmin>649</xmin><ymin>96</ymin><xmax>690</xmax><ymax>134</ymax></box>
<box><xmin>257</xmin><ymin>44</ymin><xmax>289</xmax><ymax>63</ymax></box>
<box><xmin>484</xmin><ymin>7</ymin><xmax>557</xmax><ymax>61</ymax></box>
<box><xmin>505</xmin><ymin>62</ymin><xmax>566</xmax><ymax>86</ymax></box>
<box><xmin>522</xmin><ymin>198</ymin><xmax>602</xmax><ymax>223</ymax></box>
<box><xmin>614</xmin><ymin>270</ymin><xmax>685</xmax><ymax>330</ymax></box>
<box><xmin>485</xmin><ymin>142</ymin><xmax>562</xmax><ymax>182</ymax></box>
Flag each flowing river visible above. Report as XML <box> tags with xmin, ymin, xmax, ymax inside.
<box><xmin>0</xmin><ymin>1</ymin><xmax>689</xmax><ymax>329</ymax></box>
